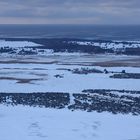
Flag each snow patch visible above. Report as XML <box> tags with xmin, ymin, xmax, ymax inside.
<box><xmin>0</xmin><ymin>40</ymin><xmax>42</xmax><ymax>48</ymax></box>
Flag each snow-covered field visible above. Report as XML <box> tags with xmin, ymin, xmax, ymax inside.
<box><xmin>0</xmin><ymin>63</ymin><xmax>140</xmax><ymax>93</ymax></box>
<box><xmin>0</xmin><ymin>40</ymin><xmax>42</xmax><ymax>48</ymax></box>
<box><xmin>0</xmin><ymin>40</ymin><xmax>140</xmax><ymax>140</ymax></box>
<box><xmin>0</xmin><ymin>105</ymin><xmax>140</xmax><ymax>140</ymax></box>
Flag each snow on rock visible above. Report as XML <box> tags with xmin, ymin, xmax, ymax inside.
<box><xmin>69</xmin><ymin>40</ymin><xmax>140</xmax><ymax>50</ymax></box>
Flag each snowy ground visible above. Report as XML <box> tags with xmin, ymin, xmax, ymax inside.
<box><xmin>0</xmin><ymin>40</ymin><xmax>140</xmax><ymax>140</ymax></box>
<box><xmin>0</xmin><ymin>105</ymin><xmax>140</xmax><ymax>140</ymax></box>
<box><xmin>0</xmin><ymin>40</ymin><xmax>42</xmax><ymax>48</ymax></box>
<box><xmin>0</xmin><ymin>63</ymin><xmax>140</xmax><ymax>93</ymax></box>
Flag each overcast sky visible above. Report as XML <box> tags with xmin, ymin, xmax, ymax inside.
<box><xmin>0</xmin><ymin>0</ymin><xmax>139</xmax><ymax>24</ymax></box>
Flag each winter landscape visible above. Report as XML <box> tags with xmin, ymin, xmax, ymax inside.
<box><xmin>1</xmin><ymin>0</ymin><xmax>140</xmax><ymax>139</ymax></box>
<box><xmin>0</xmin><ymin>38</ymin><xmax>140</xmax><ymax>140</ymax></box>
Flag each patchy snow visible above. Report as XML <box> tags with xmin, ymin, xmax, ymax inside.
<box><xmin>0</xmin><ymin>63</ymin><xmax>140</xmax><ymax>93</ymax></box>
<box><xmin>0</xmin><ymin>40</ymin><xmax>91</xmax><ymax>57</ymax></box>
<box><xmin>69</xmin><ymin>41</ymin><xmax>140</xmax><ymax>50</ymax></box>
<box><xmin>0</xmin><ymin>40</ymin><xmax>140</xmax><ymax>140</ymax></box>
<box><xmin>109</xmin><ymin>91</ymin><xmax>140</xmax><ymax>97</ymax></box>
<box><xmin>1</xmin><ymin>40</ymin><xmax>140</xmax><ymax>57</ymax></box>
<box><xmin>0</xmin><ymin>105</ymin><xmax>140</xmax><ymax>140</ymax></box>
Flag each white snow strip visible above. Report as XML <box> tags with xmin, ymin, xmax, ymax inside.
<box><xmin>0</xmin><ymin>40</ymin><xmax>42</xmax><ymax>48</ymax></box>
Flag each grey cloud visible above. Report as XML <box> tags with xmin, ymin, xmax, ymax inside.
<box><xmin>0</xmin><ymin>0</ymin><xmax>139</xmax><ymax>24</ymax></box>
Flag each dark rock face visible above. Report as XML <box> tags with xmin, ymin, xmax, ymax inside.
<box><xmin>80</xmin><ymin>89</ymin><xmax>140</xmax><ymax>115</ymax></box>
<box><xmin>54</xmin><ymin>74</ymin><xmax>64</xmax><ymax>78</ymax></box>
<box><xmin>0</xmin><ymin>93</ymin><xmax>70</xmax><ymax>109</ymax></box>
<box><xmin>0</xmin><ymin>90</ymin><xmax>140</xmax><ymax>115</ymax></box>
<box><xmin>72</xmin><ymin>68</ymin><xmax>103</xmax><ymax>75</ymax></box>
<box><xmin>110</xmin><ymin>73</ymin><xmax>140</xmax><ymax>79</ymax></box>
<box><xmin>69</xmin><ymin>93</ymin><xmax>140</xmax><ymax>115</ymax></box>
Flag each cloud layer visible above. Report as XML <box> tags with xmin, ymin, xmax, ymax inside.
<box><xmin>0</xmin><ymin>0</ymin><xmax>139</xmax><ymax>24</ymax></box>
